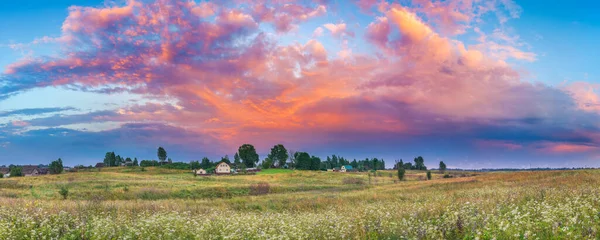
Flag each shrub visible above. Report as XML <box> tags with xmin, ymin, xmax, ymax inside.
<box><xmin>342</xmin><ymin>177</ymin><xmax>365</xmax><ymax>185</ymax></box>
<box><xmin>249</xmin><ymin>182</ymin><xmax>270</xmax><ymax>195</ymax></box>
<box><xmin>427</xmin><ymin>171</ymin><xmax>432</xmax><ymax>180</ymax></box>
<box><xmin>59</xmin><ymin>186</ymin><xmax>69</xmax><ymax>200</ymax></box>
<box><xmin>397</xmin><ymin>167</ymin><xmax>405</xmax><ymax>181</ymax></box>
<box><xmin>443</xmin><ymin>174</ymin><xmax>452</xmax><ymax>178</ymax></box>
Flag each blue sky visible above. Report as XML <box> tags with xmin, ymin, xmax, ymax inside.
<box><xmin>1</xmin><ymin>0</ymin><xmax>600</xmax><ymax>168</ymax></box>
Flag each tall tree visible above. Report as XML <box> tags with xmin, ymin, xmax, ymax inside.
<box><xmin>103</xmin><ymin>152</ymin><xmax>112</xmax><ymax>166</ymax></box>
<box><xmin>268</xmin><ymin>144</ymin><xmax>289</xmax><ymax>168</ymax></box>
<box><xmin>238</xmin><ymin>144</ymin><xmax>259</xmax><ymax>168</ymax></box>
<box><xmin>294</xmin><ymin>152</ymin><xmax>311</xmax><ymax>170</ymax></box>
<box><xmin>49</xmin><ymin>158</ymin><xmax>64</xmax><ymax>174</ymax></box>
<box><xmin>233</xmin><ymin>153</ymin><xmax>241</xmax><ymax>167</ymax></box>
<box><xmin>200</xmin><ymin>157</ymin><xmax>212</xmax><ymax>169</ymax></box>
<box><xmin>133</xmin><ymin>158</ymin><xmax>139</xmax><ymax>167</ymax></box>
<box><xmin>439</xmin><ymin>161</ymin><xmax>447</xmax><ymax>174</ymax></box>
<box><xmin>221</xmin><ymin>155</ymin><xmax>231</xmax><ymax>164</ymax></box>
<box><xmin>110</xmin><ymin>152</ymin><xmax>116</xmax><ymax>167</ymax></box>
<box><xmin>261</xmin><ymin>157</ymin><xmax>274</xmax><ymax>169</ymax></box>
<box><xmin>310</xmin><ymin>156</ymin><xmax>321</xmax><ymax>171</ymax></box>
<box><xmin>414</xmin><ymin>156</ymin><xmax>426</xmax><ymax>170</ymax></box>
<box><xmin>157</xmin><ymin>147</ymin><xmax>167</xmax><ymax>164</ymax></box>
<box><xmin>190</xmin><ymin>160</ymin><xmax>201</xmax><ymax>170</ymax></box>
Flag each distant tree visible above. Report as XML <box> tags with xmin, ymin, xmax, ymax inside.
<box><xmin>310</xmin><ymin>156</ymin><xmax>321</xmax><ymax>171</ymax></box>
<box><xmin>221</xmin><ymin>155</ymin><xmax>231</xmax><ymax>165</ymax></box>
<box><xmin>49</xmin><ymin>158</ymin><xmax>64</xmax><ymax>174</ymax></box>
<box><xmin>294</xmin><ymin>152</ymin><xmax>312</xmax><ymax>170</ymax></box>
<box><xmin>427</xmin><ymin>171</ymin><xmax>432</xmax><ymax>180</ymax></box>
<box><xmin>190</xmin><ymin>160</ymin><xmax>201</xmax><ymax>170</ymax></box>
<box><xmin>397</xmin><ymin>165</ymin><xmax>405</xmax><ymax>181</ymax></box>
<box><xmin>233</xmin><ymin>153</ymin><xmax>241</xmax><ymax>167</ymax></box>
<box><xmin>200</xmin><ymin>157</ymin><xmax>212</xmax><ymax>169</ymax></box>
<box><xmin>110</xmin><ymin>152</ymin><xmax>116</xmax><ymax>167</ymax></box>
<box><xmin>261</xmin><ymin>157</ymin><xmax>274</xmax><ymax>169</ymax></box>
<box><xmin>439</xmin><ymin>161</ymin><xmax>447</xmax><ymax>174</ymax></box>
<box><xmin>168</xmin><ymin>158</ymin><xmax>173</xmax><ymax>164</ymax></box>
<box><xmin>116</xmin><ymin>155</ymin><xmax>123</xmax><ymax>166</ymax></box>
<box><xmin>9</xmin><ymin>166</ymin><xmax>23</xmax><ymax>177</ymax></box>
<box><xmin>414</xmin><ymin>156</ymin><xmax>426</xmax><ymax>170</ymax></box>
<box><xmin>133</xmin><ymin>158</ymin><xmax>139</xmax><ymax>167</ymax></box>
<box><xmin>351</xmin><ymin>159</ymin><xmax>358</xmax><ymax>168</ymax></box>
<box><xmin>103</xmin><ymin>152</ymin><xmax>111</xmax><ymax>167</ymax></box>
<box><xmin>238</xmin><ymin>144</ymin><xmax>259</xmax><ymax>168</ymax></box>
<box><xmin>157</xmin><ymin>147</ymin><xmax>167</xmax><ymax>164</ymax></box>
<box><xmin>268</xmin><ymin>144</ymin><xmax>289</xmax><ymax>168</ymax></box>
<box><xmin>288</xmin><ymin>150</ymin><xmax>297</xmax><ymax>169</ymax></box>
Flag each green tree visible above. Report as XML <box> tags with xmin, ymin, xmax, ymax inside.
<box><xmin>310</xmin><ymin>156</ymin><xmax>321</xmax><ymax>171</ymax></box>
<box><xmin>49</xmin><ymin>158</ymin><xmax>64</xmax><ymax>174</ymax></box>
<box><xmin>10</xmin><ymin>166</ymin><xmax>23</xmax><ymax>177</ymax></box>
<box><xmin>220</xmin><ymin>155</ymin><xmax>231</xmax><ymax>164</ymax></box>
<box><xmin>238</xmin><ymin>144</ymin><xmax>259</xmax><ymax>168</ymax></box>
<box><xmin>157</xmin><ymin>147</ymin><xmax>167</xmax><ymax>164</ymax></box>
<box><xmin>233</xmin><ymin>153</ymin><xmax>241</xmax><ymax>167</ymax></box>
<box><xmin>110</xmin><ymin>152</ymin><xmax>116</xmax><ymax>167</ymax></box>
<box><xmin>439</xmin><ymin>161</ymin><xmax>447</xmax><ymax>174</ymax></box>
<box><xmin>294</xmin><ymin>152</ymin><xmax>312</xmax><ymax>170</ymax></box>
<box><xmin>397</xmin><ymin>165</ymin><xmax>405</xmax><ymax>181</ymax></box>
<box><xmin>133</xmin><ymin>158</ymin><xmax>139</xmax><ymax>167</ymax></box>
<box><xmin>190</xmin><ymin>160</ymin><xmax>201</xmax><ymax>170</ymax></box>
<box><xmin>427</xmin><ymin>171</ymin><xmax>432</xmax><ymax>180</ymax></box>
<box><xmin>200</xmin><ymin>157</ymin><xmax>212</xmax><ymax>169</ymax></box>
<box><xmin>103</xmin><ymin>152</ymin><xmax>111</xmax><ymax>166</ymax></box>
<box><xmin>261</xmin><ymin>157</ymin><xmax>274</xmax><ymax>169</ymax></box>
<box><xmin>268</xmin><ymin>144</ymin><xmax>289</xmax><ymax>168</ymax></box>
<box><xmin>414</xmin><ymin>156</ymin><xmax>426</xmax><ymax>170</ymax></box>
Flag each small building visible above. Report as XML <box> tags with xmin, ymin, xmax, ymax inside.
<box><xmin>22</xmin><ymin>165</ymin><xmax>41</xmax><ymax>176</ymax></box>
<box><xmin>38</xmin><ymin>168</ymin><xmax>49</xmax><ymax>175</ymax></box>
<box><xmin>95</xmin><ymin>163</ymin><xmax>105</xmax><ymax>168</ymax></box>
<box><xmin>0</xmin><ymin>168</ymin><xmax>9</xmax><ymax>178</ymax></box>
<box><xmin>194</xmin><ymin>169</ymin><xmax>207</xmax><ymax>175</ymax></box>
<box><xmin>215</xmin><ymin>162</ymin><xmax>231</xmax><ymax>174</ymax></box>
<box><xmin>246</xmin><ymin>168</ymin><xmax>261</xmax><ymax>173</ymax></box>
<box><xmin>327</xmin><ymin>169</ymin><xmax>334</xmax><ymax>172</ymax></box>
<box><xmin>340</xmin><ymin>165</ymin><xmax>353</xmax><ymax>173</ymax></box>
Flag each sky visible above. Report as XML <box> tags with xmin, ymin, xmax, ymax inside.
<box><xmin>1</xmin><ymin>0</ymin><xmax>600</xmax><ymax>169</ymax></box>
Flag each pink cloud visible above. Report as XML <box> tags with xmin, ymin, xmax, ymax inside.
<box><xmin>323</xmin><ymin>23</ymin><xmax>355</xmax><ymax>38</ymax></box>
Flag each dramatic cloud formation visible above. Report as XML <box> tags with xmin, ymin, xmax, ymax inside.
<box><xmin>1</xmin><ymin>0</ymin><xmax>599</xmax><ymax>167</ymax></box>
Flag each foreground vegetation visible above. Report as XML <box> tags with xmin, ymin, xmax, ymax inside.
<box><xmin>1</xmin><ymin>168</ymin><xmax>599</xmax><ymax>239</ymax></box>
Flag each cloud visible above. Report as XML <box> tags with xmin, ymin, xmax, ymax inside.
<box><xmin>323</xmin><ymin>23</ymin><xmax>355</xmax><ymax>38</ymax></box>
<box><xmin>0</xmin><ymin>107</ymin><xmax>77</xmax><ymax>117</ymax></box>
<box><xmin>1</xmin><ymin>0</ymin><xmax>599</xmax><ymax>166</ymax></box>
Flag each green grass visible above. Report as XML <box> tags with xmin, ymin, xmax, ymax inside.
<box><xmin>256</xmin><ymin>168</ymin><xmax>294</xmax><ymax>175</ymax></box>
<box><xmin>1</xmin><ymin>167</ymin><xmax>599</xmax><ymax>239</ymax></box>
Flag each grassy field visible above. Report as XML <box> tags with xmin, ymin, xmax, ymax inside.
<box><xmin>0</xmin><ymin>167</ymin><xmax>599</xmax><ymax>239</ymax></box>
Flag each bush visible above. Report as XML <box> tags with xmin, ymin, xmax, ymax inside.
<box><xmin>427</xmin><ymin>171</ymin><xmax>432</xmax><ymax>180</ymax></box>
<box><xmin>397</xmin><ymin>167</ymin><xmax>405</xmax><ymax>181</ymax></box>
<box><xmin>443</xmin><ymin>174</ymin><xmax>452</xmax><ymax>178</ymax></box>
<box><xmin>59</xmin><ymin>186</ymin><xmax>69</xmax><ymax>200</ymax></box>
<box><xmin>249</xmin><ymin>182</ymin><xmax>270</xmax><ymax>195</ymax></box>
<box><xmin>159</xmin><ymin>162</ymin><xmax>190</xmax><ymax>170</ymax></box>
<box><xmin>342</xmin><ymin>177</ymin><xmax>365</xmax><ymax>185</ymax></box>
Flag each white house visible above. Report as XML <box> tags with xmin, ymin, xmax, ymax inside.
<box><xmin>194</xmin><ymin>169</ymin><xmax>207</xmax><ymax>175</ymax></box>
<box><xmin>340</xmin><ymin>165</ymin><xmax>353</xmax><ymax>173</ymax></box>
<box><xmin>215</xmin><ymin>162</ymin><xmax>231</xmax><ymax>174</ymax></box>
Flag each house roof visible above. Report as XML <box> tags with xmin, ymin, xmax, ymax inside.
<box><xmin>216</xmin><ymin>161</ymin><xmax>230</xmax><ymax>166</ymax></box>
<box><xmin>0</xmin><ymin>168</ymin><xmax>8</xmax><ymax>174</ymax></box>
<box><xmin>343</xmin><ymin>165</ymin><xmax>353</xmax><ymax>170</ymax></box>
<box><xmin>21</xmin><ymin>165</ymin><xmax>41</xmax><ymax>175</ymax></box>
<box><xmin>95</xmin><ymin>163</ymin><xmax>105</xmax><ymax>168</ymax></box>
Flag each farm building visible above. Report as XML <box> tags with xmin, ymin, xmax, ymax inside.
<box><xmin>194</xmin><ymin>169</ymin><xmax>207</xmax><ymax>175</ymax></box>
<box><xmin>95</xmin><ymin>163</ymin><xmax>105</xmax><ymax>168</ymax></box>
<box><xmin>340</xmin><ymin>165</ymin><xmax>353</xmax><ymax>172</ymax></box>
<box><xmin>22</xmin><ymin>165</ymin><xmax>43</xmax><ymax>176</ymax></box>
<box><xmin>215</xmin><ymin>162</ymin><xmax>231</xmax><ymax>174</ymax></box>
<box><xmin>0</xmin><ymin>168</ymin><xmax>9</xmax><ymax>178</ymax></box>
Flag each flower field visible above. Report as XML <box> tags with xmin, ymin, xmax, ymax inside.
<box><xmin>1</xmin><ymin>168</ymin><xmax>599</xmax><ymax>239</ymax></box>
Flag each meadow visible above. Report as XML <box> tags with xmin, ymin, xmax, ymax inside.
<box><xmin>0</xmin><ymin>167</ymin><xmax>599</xmax><ymax>239</ymax></box>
